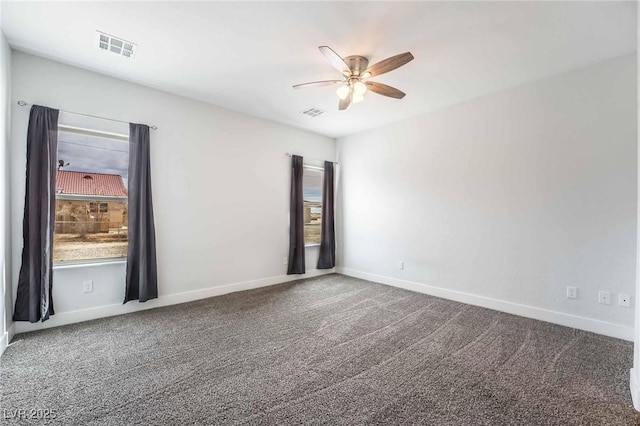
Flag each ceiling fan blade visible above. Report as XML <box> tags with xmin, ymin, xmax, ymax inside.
<box><xmin>339</xmin><ymin>90</ymin><xmax>352</xmax><ymax>110</ymax></box>
<box><xmin>319</xmin><ymin>46</ymin><xmax>351</xmax><ymax>75</ymax></box>
<box><xmin>293</xmin><ymin>80</ymin><xmax>342</xmax><ymax>89</ymax></box>
<box><xmin>364</xmin><ymin>52</ymin><xmax>414</xmax><ymax>78</ymax></box>
<box><xmin>365</xmin><ymin>82</ymin><xmax>406</xmax><ymax>99</ymax></box>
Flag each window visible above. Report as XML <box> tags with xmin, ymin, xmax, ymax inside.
<box><xmin>53</xmin><ymin>113</ymin><xmax>129</xmax><ymax>263</ymax></box>
<box><xmin>303</xmin><ymin>165</ymin><xmax>323</xmax><ymax>245</ymax></box>
<box><xmin>89</xmin><ymin>202</ymin><xmax>109</xmax><ymax>214</ymax></box>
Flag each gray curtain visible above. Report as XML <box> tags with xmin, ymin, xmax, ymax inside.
<box><xmin>14</xmin><ymin>105</ymin><xmax>59</xmax><ymax>322</ymax></box>
<box><xmin>124</xmin><ymin>123</ymin><xmax>158</xmax><ymax>303</ymax></box>
<box><xmin>287</xmin><ymin>155</ymin><xmax>305</xmax><ymax>274</ymax></box>
<box><xmin>317</xmin><ymin>161</ymin><xmax>335</xmax><ymax>269</ymax></box>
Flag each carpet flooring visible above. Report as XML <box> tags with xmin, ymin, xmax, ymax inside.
<box><xmin>1</xmin><ymin>274</ymin><xmax>638</xmax><ymax>425</ymax></box>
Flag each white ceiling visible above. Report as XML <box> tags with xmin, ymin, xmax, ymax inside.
<box><xmin>1</xmin><ymin>1</ymin><xmax>636</xmax><ymax>138</ymax></box>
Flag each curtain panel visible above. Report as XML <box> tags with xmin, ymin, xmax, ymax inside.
<box><xmin>124</xmin><ymin>123</ymin><xmax>158</xmax><ymax>303</ymax></box>
<box><xmin>14</xmin><ymin>105</ymin><xmax>59</xmax><ymax>322</ymax></box>
<box><xmin>287</xmin><ymin>155</ymin><xmax>305</xmax><ymax>274</ymax></box>
<box><xmin>317</xmin><ymin>161</ymin><xmax>335</xmax><ymax>269</ymax></box>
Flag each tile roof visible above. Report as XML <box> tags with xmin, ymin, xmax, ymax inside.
<box><xmin>56</xmin><ymin>170</ymin><xmax>128</xmax><ymax>197</ymax></box>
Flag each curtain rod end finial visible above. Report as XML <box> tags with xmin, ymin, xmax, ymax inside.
<box><xmin>17</xmin><ymin>100</ymin><xmax>27</xmax><ymax>106</ymax></box>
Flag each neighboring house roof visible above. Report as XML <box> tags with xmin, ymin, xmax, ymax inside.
<box><xmin>56</xmin><ymin>170</ymin><xmax>128</xmax><ymax>197</ymax></box>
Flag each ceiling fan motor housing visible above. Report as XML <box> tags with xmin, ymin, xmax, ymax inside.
<box><xmin>344</xmin><ymin>55</ymin><xmax>369</xmax><ymax>76</ymax></box>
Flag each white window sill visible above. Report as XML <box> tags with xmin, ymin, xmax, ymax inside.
<box><xmin>305</xmin><ymin>243</ymin><xmax>321</xmax><ymax>248</ymax></box>
<box><xmin>53</xmin><ymin>258</ymin><xmax>126</xmax><ymax>270</ymax></box>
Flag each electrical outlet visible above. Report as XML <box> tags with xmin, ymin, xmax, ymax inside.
<box><xmin>566</xmin><ymin>286</ymin><xmax>577</xmax><ymax>299</ymax></box>
<box><xmin>82</xmin><ymin>281</ymin><xmax>93</xmax><ymax>293</ymax></box>
<box><xmin>397</xmin><ymin>261</ymin><xmax>404</xmax><ymax>270</ymax></box>
<box><xmin>619</xmin><ymin>294</ymin><xmax>631</xmax><ymax>308</ymax></box>
<box><xmin>598</xmin><ymin>291</ymin><xmax>610</xmax><ymax>305</ymax></box>
<box><xmin>282</xmin><ymin>257</ymin><xmax>288</xmax><ymax>265</ymax></box>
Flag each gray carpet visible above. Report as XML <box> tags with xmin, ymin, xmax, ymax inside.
<box><xmin>1</xmin><ymin>274</ymin><xmax>638</xmax><ymax>425</ymax></box>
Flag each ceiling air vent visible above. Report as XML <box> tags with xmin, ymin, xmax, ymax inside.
<box><xmin>97</xmin><ymin>31</ymin><xmax>136</xmax><ymax>59</ymax></box>
<box><xmin>301</xmin><ymin>107</ymin><xmax>326</xmax><ymax>118</ymax></box>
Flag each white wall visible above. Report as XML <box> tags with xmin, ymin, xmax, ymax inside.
<box><xmin>0</xmin><ymin>23</ymin><xmax>13</xmax><ymax>353</ymax></box>
<box><xmin>630</xmin><ymin>5</ymin><xmax>640</xmax><ymax>410</ymax></box>
<box><xmin>10</xmin><ymin>52</ymin><xmax>335</xmax><ymax>333</ymax></box>
<box><xmin>337</xmin><ymin>54</ymin><xmax>637</xmax><ymax>341</ymax></box>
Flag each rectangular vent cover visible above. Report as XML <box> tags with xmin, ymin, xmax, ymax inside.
<box><xmin>97</xmin><ymin>31</ymin><xmax>136</xmax><ymax>58</ymax></box>
<box><xmin>301</xmin><ymin>107</ymin><xmax>325</xmax><ymax>117</ymax></box>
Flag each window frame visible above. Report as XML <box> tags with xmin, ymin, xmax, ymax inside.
<box><xmin>88</xmin><ymin>201</ymin><xmax>109</xmax><ymax>214</ymax></box>
<box><xmin>53</xmin><ymin>125</ymin><xmax>130</xmax><ymax>265</ymax></box>
<box><xmin>302</xmin><ymin>164</ymin><xmax>323</xmax><ymax>247</ymax></box>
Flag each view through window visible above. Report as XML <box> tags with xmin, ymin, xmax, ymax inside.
<box><xmin>53</xmin><ymin>115</ymin><xmax>129</xmax><ymax>262</ymax></box>
<box><xmin>303</xmin><ymin>165</ymin><xmax>323</xmax><ymax>245</ymax></box>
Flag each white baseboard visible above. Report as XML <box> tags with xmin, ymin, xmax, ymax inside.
<box><xmin>631</xmin><ymin>368</ymin><xmax>640</xmax><ymax>411</ymax></box>
<box><xmin>0</xmin><ymin>331</ymin><xmax>7</xmax><ymax>357</ymax></box>
<box><xmin>337</xmin><ymin>267</ymin><xmax>633</xmax><ymax>342</ymax></box>
<box><xmin>0</xmin><ymin>324</ymin><xmax>15</xmax><ymax>357</ymax></box>
<box><xmin>13</xmin><ymin>269</ymin><xmax>334</xmax><ymax>335</ymax></box>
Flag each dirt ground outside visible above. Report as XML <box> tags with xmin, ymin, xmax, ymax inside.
<box><xmin>305</xmin><ymin>222</ymin><xmax>321</xmax><ymax>244</ymax></box>
<box><xmin>55</xmin><ymin>222</ymin><xmax>321</xmax><ymax>262</ymax></box>
<box><xmin>53</xmin><ymin>232</ymin><xmax>128</xmax><ymax>262</ymax></box>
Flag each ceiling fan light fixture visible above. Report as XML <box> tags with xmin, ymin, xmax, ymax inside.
<box><xmin>336</xmin><ymin>85</ymin><xmax>351</xmax><ymax>100</ymax></box>
<box><xmin>353</xmin><ymin>81</ymin><xmax>367</xmax><ymax>95</ymax></box>
<box><xmin>296</xmin><ymin>46</ymin><xmax>414</xmax><ymax>110</ymax></box>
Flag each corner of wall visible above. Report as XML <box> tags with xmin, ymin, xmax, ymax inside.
<box><xmin>0</xmin><ymin>28</ymin><xmax>13</xmax><ymax>355</ymax></box>
<box><xmin>631</xmin><ymin>368</ymin><xmax>640</xmax><ymax>410</ymax></box>
<box><xmin>632</xmin><ymin>6</ymin><xmax>640</xmax><ymax>410</ymax></box>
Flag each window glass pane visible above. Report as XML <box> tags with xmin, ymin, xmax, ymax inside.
<box><xmin>303</xmin><ymin>167</ymin><xmax>323</xmax><ymax>245</ymax></box>
<box><xmin>54</xmin><ymin>116</ymin><xmax>129</xmax><ymax>263</ymax></box>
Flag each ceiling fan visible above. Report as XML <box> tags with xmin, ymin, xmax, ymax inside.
<box><xmin>293</xmin><ymin>46</ymin><xmax>414</xmax><ymax>110</ymax></box>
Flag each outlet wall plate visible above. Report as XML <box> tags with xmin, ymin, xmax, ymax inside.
<box><xmin>598</xmin><ymin>290</ymin><xmax>611</xmax><ymax>305</ymax></box>
<box><xmin>397</xmin><ymin>261</ymin><xmax>404</xmax><ymax>270</ymax></box>
<box><xmin>566</xmin><ymin>286</ymin><xmax>577</xmax><ymax>299</ymax></box>
<box><xmin>619</xmin><ymin>294</ymin><xmax>631</xmax><ymax>308</ymax></box>
<box><xmin>83</xmin><ymin>280</ymin><xmax>93</xmax><ymax>293</ymax></box>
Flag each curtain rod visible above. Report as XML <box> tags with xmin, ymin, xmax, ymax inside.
<box><xmin>285</xmin><ymin>153</ymin><xmax>338</xmax><ymax>165</ymax></box>
<box><xmin>17</xmin><ymin>100</ymin><xmax>158</xmax><ymax>130</ymax></box>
